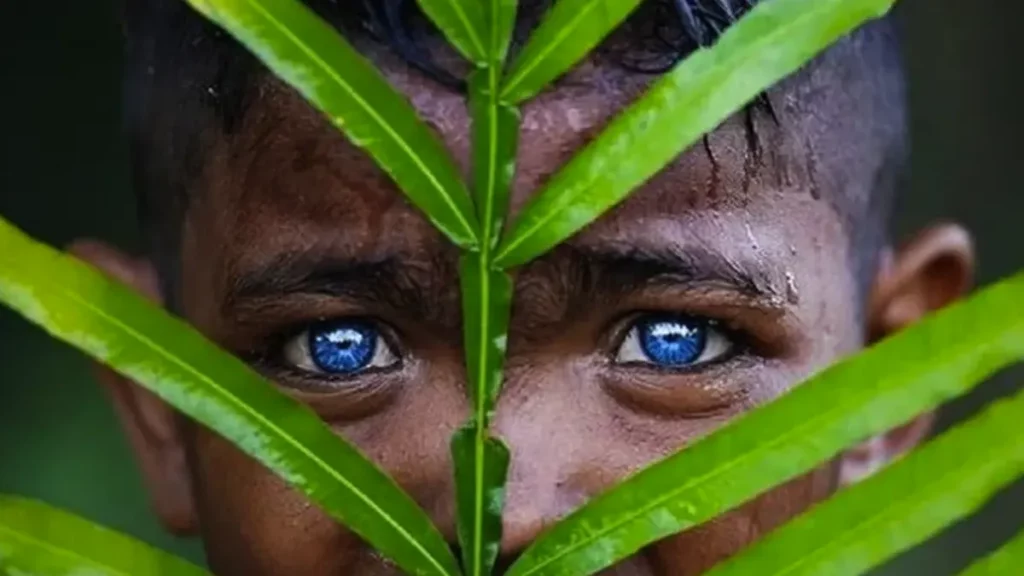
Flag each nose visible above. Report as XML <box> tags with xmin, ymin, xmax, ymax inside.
<box><xmin>499</xmin><ymin>463</ymin><xmax>580</xmax><ymax>556</ymax></box>
<box><xmin>490</xmin><ymin>391</ymin><xmax>594</xmax><ymax>564</ymax></box>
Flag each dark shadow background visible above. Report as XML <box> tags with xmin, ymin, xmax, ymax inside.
<box><xmin>1</xmin><ymin>0</ymin><xmax>1020</xmax><ymax>572</ymax></box>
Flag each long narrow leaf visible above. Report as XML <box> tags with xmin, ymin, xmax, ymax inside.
<box><xmin>500</xmin><ymin>0</ymin><xmax>644</xmax><ymax>104</ymax></box>
<box><xmin>505</xmin><ymin>272</ymin><xmax>1024</xmax><ymax>576</ymax></box>
<box><xmin>454</xmin><ymin>251</ymin><xmax>514</xmax><ymax>575</ymax></box>
<box><xmin>185</xmin><ymin>0</ymin><xmax>480</xmax><ymax>249</ymax></box>
<box><xmin>704</xmin><ymin>389</ymin><xmax>1024</xmax><ymax>576</ymax></box>
<box><xmin>0</xmin><ymin>496</ymin><xmax>209</xmax><ymax>576</ymax></box>
<box><xmin>959</xmin><ymin>531</ymin><xmax>1024</xmax><ymax>576</ymax></box>
<box><xmin>0</xmin><ymin>218</ymin><xmax>460</xmax><ymax>576</ymax></box>
<box><xmin>452</xmin><ymin>426</ymin><xmax>512</xmax><ymax>576</ymax></box>
<box><xmin>472</xmin><ymin>0</ymin><xmax>519</xmax><ymax>242</ymax></box>
<box><xmin>469</xmin><ymin>74</ymin><xmax>520</xmax><ymax>250</ymax></box>
<box><xmin>486</xmin><ymin>0</ymin><xmax>518</xmax><ymax>68</ymax></box>
<box><xmin>495</xmin><ymin>0</ymin><xmax>896</xmax><ymax>268</ymax></box>
<box><xmin>459</xmin><ymin>255</ymin><xmax>515</xmax><ymax>424</ymax></box>
<box><xmin>452</xmin><ymin>2</ymin><xmax>520</xmax><ymax>572</ymax></box>
<box><xmin>415</xmin><ymin>0</ymin><xmax>488</xmax><ymax>63</ymax></box>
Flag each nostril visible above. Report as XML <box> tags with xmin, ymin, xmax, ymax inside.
<box><xmin>492</xmin><ymin>551</ymin><xmax>524</xmax><ymax>575</ymax></box>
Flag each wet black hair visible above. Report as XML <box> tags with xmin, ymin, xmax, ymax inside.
<box><xmin>122</xmin><ymin>0</ymin><xmax>903</xmax><ymax>301</ymax></box>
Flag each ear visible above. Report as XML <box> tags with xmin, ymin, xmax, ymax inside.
<box><xmin>839</xmin><ymin>223</ymin><xmax>975</xmax><ymax>486</ymax></box>
<box><xmin>68</xmin><ymin>240</ymin><xmax>198</xmax><ymax>535</ymax></box>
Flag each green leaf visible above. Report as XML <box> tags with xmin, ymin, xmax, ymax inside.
<box><xmin>452</xmin><ymin>426</ymin><xmax>512</xmax><ymax>576</ymax></box>
<box><xmin>494</xmin><ymin>0</ymin><xmax>896</xmax><ymax>268</ymax></box>
<box><xmin>452</xmin><ymin>2</ymin><xmax>520</xmax><ymax>570</ymax></box>
<box><xmin>959</xmin><ymin>531</ymin><xmax>1024</xmax><ymax>576</ymax></box>
<box><xmin>470</xmin><ymin>71</ymin><xmax>521</xmax><ymax>249</ymax></box>
<box><xmin>0</xmin><ymin>218</ymin><xmax>460</xmax><ymax>576</ymax></box>
<box><xmin>185</xmin><ymin>0</ymin><xmax>480</xmax><ymax>249</ymax></box>
<box><xmin>486</xmin><ymin>0</ymin><xmax>518</xmax><ymax>66</ymax></box>
<box><xmin>454</xmin><ymin>255</ymin><xmax>514</xmax><ymax>575</ymax></box>
<box><xmin>705</xmin><ymin>389</ymin><xmax>1024</xmax><ymax>576</ymax></box>
<box><xmin>415</xmin><ymin>0</ymin><xmax>488</xmax><ymax>63</ymax></box>
<box><xmin>0</xmin><ymin>496</ymin><xmax>209</xmax><ymax>576</ymax></box>
<box><xmin>470</xmin><ymin>0</ymin><xmax>520</xmax><ymax>242</ymax></box>
<box><xmin>505</xmin><ymin>272</ymin><xmax>1024</xmax><ymax>576</ymax></box>
<box><xmin>500</xmin><ymin>0</ymin><xmax>644</xmax><ymax>104</ymax></box>
<box><xmin>458</xmin><ymin>252</ymin><xmax>515</xmax><ymax>431</ymax></box>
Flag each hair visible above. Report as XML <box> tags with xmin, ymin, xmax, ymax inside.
<box><xmin>121</xmin><ymin>0</ymin><xmax>904</xmax><ymax>299</ymax></box>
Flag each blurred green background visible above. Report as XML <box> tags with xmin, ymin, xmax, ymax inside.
<box><xmin>1</xmin><ymin>0</ymin><xmax>1020</xmax><ymax>572</ymax></box>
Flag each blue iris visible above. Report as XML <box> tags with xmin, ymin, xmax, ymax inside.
<box><xmin>638</xmin><ymin>315</ymin><xmax>708</xmax><ymax>367</ymax></box>
<box><xmin>308</xmin><ymin>321</ymin><xmax>377</xmax><ymax>374</ymax></box>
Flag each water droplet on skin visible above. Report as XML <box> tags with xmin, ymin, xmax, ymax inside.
<box><xmin>745</xmin><ymin>223</ymin><xmax>760</xmax><ymax>251</ymax></box>
<box><xmin>785</xmin><ymin>272</ymin><xmax>800</xmax><ymax>305</ymax></box>
<box><xmin>565</xmin><ymin>107</ymin><xmax>585</xmax><ymax>132</ymax></box>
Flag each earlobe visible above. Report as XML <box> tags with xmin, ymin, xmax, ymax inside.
<box><xmin>68</xmin><ymin>240</ymin><xmax>198</xmax><ymax>535</ymax></box>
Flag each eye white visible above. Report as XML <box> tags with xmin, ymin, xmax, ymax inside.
<box><xmin>282</xmin><ymin>328</ymin><xmax>398</xmax><ymax>374</ymax></box>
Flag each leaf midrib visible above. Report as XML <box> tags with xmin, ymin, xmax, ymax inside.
<box><xmin>232</xmin><ymin>0</ymin><xmax>476</xmax><ymax>244</ymax></box>
<box><xmin>472</xmin><ymin>263</ymin><xmax>492</xmax><ymax>576</ymax></box>
<box><xmin>467</xmin><ymin>0</ymin><xmax>508</xmax><ymax>568</ymax></box>
<box><xmin>3</xmin><ymin>254</ymin><xmax>449</xmax><ymax>576</ymax></box>
<box><xmin>509</xmin><ymin>306</ymin><xmax>1017</xmax><ymax>575</ymax></box>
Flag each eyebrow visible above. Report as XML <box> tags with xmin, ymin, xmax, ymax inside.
<box><xmin>225</xmin><ymin>250</ymin><xmax>459</xmax><ymax>326</ymax></box>
<box><xmin>559</xmin><ymin>242</ymin><xmax>785</xmax><ymax>303</ymax></box>
<box><xmin>223</xmin><ymin>241</ymin><xmax>784</xmax><ymax>337</ymax></box>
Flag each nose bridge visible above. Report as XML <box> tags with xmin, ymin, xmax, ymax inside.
<box><xmin>495</xmin><ymin>421</ymin><xmax>575</xmax><ymax>555</ymax></box>
<box><xmin>492</xmin><ymin>384</ymin><xmax>590</xmax><ymax>556</ymax></box>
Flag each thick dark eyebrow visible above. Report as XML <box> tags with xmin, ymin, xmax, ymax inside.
<box><xmin>509</xmin><ymin>241</ymin><xmax>787</xmax><ymax>338</ymax></box>
<box><xmin>562</xmin><ymin>242</ymin><xmax>784</xmax><ymax>303</ymax></box>
<box><xmin>224</xmin><ymin>250</ymin><xmax>458</xmax><ymax>325</ymax></box>
<box><xmin>224</xmin><ymin>243</ymin><xmax>782</xmax><ymax>337</ymax></box>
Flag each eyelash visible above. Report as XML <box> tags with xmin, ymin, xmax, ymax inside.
<box><xmin>258</xmin><ymin>307</ymin><xmax>756</xmax><ymax>393</ymax></box>
<box><xmin>253</xmin><ymin>318</ymin><xmax>403</xmax><ymax>389</ymax></box>
<box><xmin>608</xmin><ymin>313</ymin><xmax>747</xmax><ymax>373</ymax></box>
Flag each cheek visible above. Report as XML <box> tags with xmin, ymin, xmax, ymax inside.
<box><xmin>189</xmin><ymin>430</ymin><xmax>361</xmax><ymax>576</ymax></box>
<box><xmin>329</xmin><ymin>358</ymin><xmax>468</xmax><ymax>525</ymax></box>
<box><xmin>648</xmin><ymin>466</ymin><xmax>837</xmax><ymax>575</ymax></box>
<box><xmin>185</xmin><ymin>361</ymin><xmax>467</xmax><ymax>575</ymax></box>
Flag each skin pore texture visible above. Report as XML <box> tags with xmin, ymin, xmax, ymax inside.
<box><xmin>72</xmin><ymin>8</ymin><xmax>976</xmax><ymax>576</ymax></box>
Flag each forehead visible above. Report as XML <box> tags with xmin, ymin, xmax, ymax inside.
<box><xmin>181</xmin><ymin>46</ymin><xmax>881</xmax><ymax>319</ymax></box>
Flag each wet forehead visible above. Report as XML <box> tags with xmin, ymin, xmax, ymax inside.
<box><xmin>182</xmin><ymin>49</ymin><xmax>878</xmax><ymax>324</ymax></box>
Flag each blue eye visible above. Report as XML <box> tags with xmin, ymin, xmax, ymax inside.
<box><xmin>616</xmin><ymin>314</ymin><xmax>732</xmax><ymax>368</ymax></box>
<box><xmin>284</xmin><ymin>320</ymin><xmax>398</xmax><ymax>375</ymax></box>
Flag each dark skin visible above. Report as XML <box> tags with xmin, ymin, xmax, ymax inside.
<box><xmin>72</xmin><ymin>27</ymin><xmax>973</xmax><ymax>575</ymax></box>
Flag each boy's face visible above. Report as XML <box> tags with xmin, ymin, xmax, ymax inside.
<box><xmin>77</xmin><ymin>39</ymin><xmax>973</xmax><ymax>575</ymax></box>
